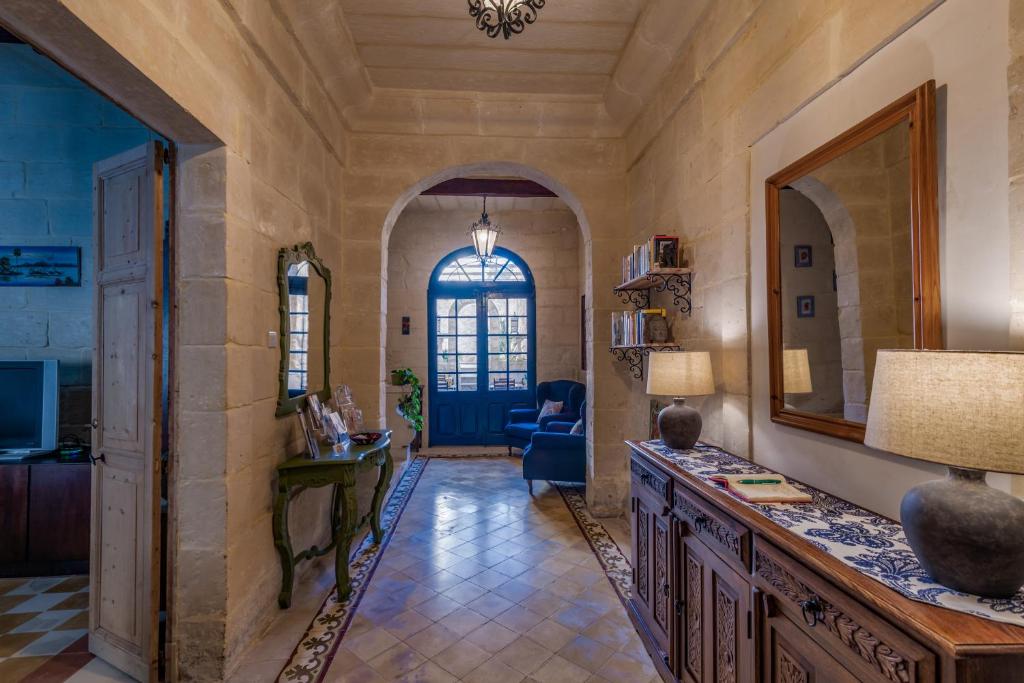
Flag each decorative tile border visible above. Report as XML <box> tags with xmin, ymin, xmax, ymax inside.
<box><xmin>277</xmin><ymin>457</ymin><xmax>429</xmax><ymax>683</ymax></box>
<box><xmin>555</xmin><ymin>483</ymin><xmax>632</xmax><ymax>603</ymax></box>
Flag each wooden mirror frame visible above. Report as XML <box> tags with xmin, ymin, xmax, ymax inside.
<box><xmin>275</xmin><ymin>241</ymin><xmax>332</xmax><ymax>417</ymax></box>
<box><xmin>765</xmin><ymin>80</ymin><xmax>942</xmax><ymax>443</ymax></box>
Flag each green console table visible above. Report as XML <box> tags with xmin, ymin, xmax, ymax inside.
<box><xmin>273</xmin><ymin>430</ymin><xmax>393</xmax><ymax>608</ymax></box>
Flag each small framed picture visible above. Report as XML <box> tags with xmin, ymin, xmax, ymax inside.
<box><xmin>328</xmin><ymin>412</ymin><xmax>349</xmax><ymax>444</ymax></box>
<box><xmin>796</xmin><ymin>295</ymin><xmax>815</xmax><ymax>318</ymax></box>
<box><xmin>306</xmin><ymin>394</ymin><xmax>325</xmax><ymax>431</ymax></box>
<box><xmin>296</xmin><ymin>407</ymin><xmax>321</xmax><ymax>459</ymax></box>
<box><xmin>794</xmin><ymin>245</ymin><xmax>813</xmax><ymax>268</ymax></box>
<box><xmin>652</xmin><ymin>236</ymin><xmax>680</xmax><ymax>269</ymax></box>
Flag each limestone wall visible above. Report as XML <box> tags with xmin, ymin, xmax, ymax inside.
<box><xmin>385</xmin><ymin>205</ymin><xmax>582</xmax><ymax>447</ymax></box>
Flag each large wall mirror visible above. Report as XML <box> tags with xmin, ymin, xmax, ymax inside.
<box><xmin>766</xmin><ymin>81</ymin><xmax>942</xmax><ymax>442</ymax></box>
<box><xmin>276</xmin><ymin>242</ymin><xmax>332</xmax><ymax>416</ymax></box>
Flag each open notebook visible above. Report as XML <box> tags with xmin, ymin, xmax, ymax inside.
<box><xmin>709</xmin><ymin>474</ymin><xmax>812</xmax><ymax>504</ymax></box>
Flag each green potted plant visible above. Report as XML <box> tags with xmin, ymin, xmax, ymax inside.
<box><xmin>391</xmin><ymin>368</ymin><xmax>423</xmax><ymax>451</ymax></box>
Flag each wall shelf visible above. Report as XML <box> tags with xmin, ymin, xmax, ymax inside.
<box><xmin>609</xmin><ymin>343</ymin><xmax>682</xmax><ymax>379</ymax></box>
<box><xmin>613</xmin><ymin>268</ymin><xmax>693</xmax><ymax>315</ymax></box>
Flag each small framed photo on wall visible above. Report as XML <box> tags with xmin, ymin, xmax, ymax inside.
<box><xmin>796</xmin><ymin>295</ymin><xmax>815</xmax><ymax>318</ymax></box>
<box><xmin>794</xmin><ymin>245</ymin><xmax>813</xmax><ymax>268</ymax></box>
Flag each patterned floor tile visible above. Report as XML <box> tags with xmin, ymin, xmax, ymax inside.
<box><xmin>269</xmin><ymin>457</ymin><xmax>654</xmax><ymax>682</ymax></box>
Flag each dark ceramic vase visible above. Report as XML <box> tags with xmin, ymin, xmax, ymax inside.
<box><xmin>658</xmin><ymin>397</ymin><xmax>702</xmax><ymax>451</ymax></box>
<box><xmin>901</xmin><ymin>467</ymin><xmax>1024</xmax><ymax>598</ymax></box>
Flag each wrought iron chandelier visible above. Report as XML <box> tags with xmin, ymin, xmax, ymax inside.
<box><xmin>467</xmin><ymin>0</ymin><xmax>546</xmax><ymax>40</ymax></box>
<box><xmin>469</xmin><ymin>197</ymin><xmax>502</xmax><ymax>262</ymax></box>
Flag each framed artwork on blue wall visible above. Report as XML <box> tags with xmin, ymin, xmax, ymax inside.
<box><xmin>794</xmin><ymin>244</ymin><xmax>813</xmax><ymax>267</ymax></box>
<box><xmin>796</xmin><ymin>295</ymin><xmax>815</xmax><ymax>318</ymax></box>
<box><xmin>0</xmin><ymin>246</ymin><xmax>81</xmax><ymax>287</ymax></box>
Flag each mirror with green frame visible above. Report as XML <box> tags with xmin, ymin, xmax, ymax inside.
<box><xmin>276</xmin><ymin>242</ymin><xmax>332</xmax><ymax>416</ymax></box>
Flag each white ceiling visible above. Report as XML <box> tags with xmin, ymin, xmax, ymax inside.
<box><xmin>406</xmin><ymin>195</ymin><xmax>569</xmax><ymax>213</ymax></box>
<box><xmin>340</xmin><ymin>0</ymin><xmax>647</xmax><ymax>96</ymax></box>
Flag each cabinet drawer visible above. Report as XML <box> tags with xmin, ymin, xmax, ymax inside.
<box><xmin>672</xmin><ymin>484</ymin><xmax>751</xmax><ymax>572</ymax></box>
<box><xmin>630</xmin><ymin>453</ymin><xmax>671</xmax><ymax>503</ymax></box>
<box><xmin>761</xmin><ymin>599</ymin><xmax>860</xmax><ymax>683</ymax></box>
<box><xmin>754</xmin><ymin>541</ymin><xmax>936</xmax><ymax>683</ymax></box>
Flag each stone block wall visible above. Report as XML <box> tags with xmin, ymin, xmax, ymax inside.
<box><xmin>0</xmin><ymin>43</ymin><xmax>158</xmax><ymax>440</ymax></box>
<box><xmin>624</xmin><ymin>0</ymin><xmax>942</xmax><ymax>459</ymax></box>
<box><xmin>385</xmin><ymin>204</ymin><xmax>582</xmax><ymax>446</ymax></box>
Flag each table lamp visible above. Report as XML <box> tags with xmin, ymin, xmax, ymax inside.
<box><xmin>864</xmin><ymin>350</ymin><xmax>1024</xmax><ymax>597</ymax></box>
<box><xmin>783</xmin><ymin>348</ymin><xmax>813</xmax><ymax>394</ymax></box>
<box><xmin>647</xmin><ymin>351</ymin><xmax>715</xmax><ymax>450</ymax></box>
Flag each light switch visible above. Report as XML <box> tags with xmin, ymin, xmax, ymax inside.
<box><xmin>267</xmin><ymin>330</ymin><xmax>278</xmax><ymax>348</ymax></box>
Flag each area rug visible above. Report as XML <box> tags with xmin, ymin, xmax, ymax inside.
<box><xmin>277</xmin><ymin>457</ymin><xmax>429</xmax><ymax>683</ymax></box>
<box><xmin>275</xmin><ymin>459</ymin><xmax>636</xmax><ymax>682</ymax></box>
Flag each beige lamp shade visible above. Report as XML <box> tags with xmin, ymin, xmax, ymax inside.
<box><xmin>646</xmin><ymin>351</ymin><xmax>715</xmax><ymax>397</ymax></box>
<box><xmin>783</xmin><ymin>348</ymin><xmax>813</xmax><ymax>394</ymax></box>
<box><xmin>864</xmin><ymin>350</ymin><xmax>1024</xmax><ymax>474</ymax></box>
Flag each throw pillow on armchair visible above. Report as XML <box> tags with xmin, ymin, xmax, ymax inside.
<box><xmin>537</xmin><ymin>400</ymin><xmax>563</xmax><ymax>420</ymax></box>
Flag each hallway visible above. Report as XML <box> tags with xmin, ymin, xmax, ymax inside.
<box><xmin>265</xmin><ymin>457</ymin><xmax>657</xmax><ymax>682</ymax></box>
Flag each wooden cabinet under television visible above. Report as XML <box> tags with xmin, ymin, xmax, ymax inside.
<box><xmin>625</xmin><ymin>441</ymin><xmax>1024</xmax><ymax>683</ymax></box>
<box><xmin>0</xmin><ymin>462</ymin><xmax>90</xmax><ymax>577</ymax></box>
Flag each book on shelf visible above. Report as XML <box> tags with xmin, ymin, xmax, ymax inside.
<box><xmin>708</xmin><ymin>474</ymin><xmax>813</xmax><ymax>504</ymax></box>
<box><xmin>610</xmin><ymin>309</ymin><xmax>667</xmax><ymax>347</ymax></box>
<box><xmin>620</xmin><ymin>234</ymin><xmax>682</xmax><ymax>285</ymax></box>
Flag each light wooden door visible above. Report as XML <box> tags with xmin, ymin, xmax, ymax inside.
<box><xmin>90</xmin><ymin>141</ymin><xmax>164</xmax><ymax>682</ymax></box>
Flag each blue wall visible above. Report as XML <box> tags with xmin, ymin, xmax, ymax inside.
<box><xmin>0</xmin><ymin>43</ymin><xmax>161</xmax><ymax>437</ymax></box>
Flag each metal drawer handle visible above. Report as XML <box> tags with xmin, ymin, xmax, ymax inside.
<box><xmin>694</xmin><ymin>513</ymin><xmax>710</xmax><ymax>531</ymax></box>
<box><xmin>800</xmin><ymin>596</ymin><xmax>823</xmax><ymax>628</ymax></box>
<box><xmin>89</xmin><ymin>452</ymin><xmax>106</xmax><ymax>466</ymax></box>
<box><xmin>662</xmin><ymin>582</ymin><xmax>670</xmax><ymax>597</ymax></box>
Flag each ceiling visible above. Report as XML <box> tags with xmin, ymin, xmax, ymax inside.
<box><xmin>405</xmin><ymin>195</ymin><xmax>569</xmax><ymax>213</ymax></box>
<box><xmin>339</xmin><ymin>0</ymin><xmax>647</xmax><ymax>96</ymax></box>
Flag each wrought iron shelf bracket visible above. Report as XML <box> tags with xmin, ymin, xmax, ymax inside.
<box><xmin>609</xmin><ymin>344</ymin><xmax>682</xmax><ymax>380</ymax></box>
<box><xmin>614</xmin><ymin>271</ymin><xmax>693</xmax><ymax>315</ymax></box>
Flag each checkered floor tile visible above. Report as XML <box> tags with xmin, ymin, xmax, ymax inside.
<box><xmin>0</xmin><ymin>575</ymin><xmax>93</xmax><ymax>681</ymax></box>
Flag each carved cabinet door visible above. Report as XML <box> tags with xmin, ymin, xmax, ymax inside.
<box><xmin>678</xmin><ymin>532</ymin><xmax>753</xmax><ymax>683</ymax></box>
<box><xmin>631</xmin><ymin>488</ymin><xmax>672</xmax><ymax>669</ymax></box>
<box><xmin>760</xmin><ymin>600</ymin><xmax>859</xmax><ymax>683</ymax></box>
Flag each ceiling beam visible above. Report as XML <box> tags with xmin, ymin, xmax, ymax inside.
<box><xmin>422</xmin><ymin>178</ymin><xmax>557</xmax><ymax>198</ymax></box>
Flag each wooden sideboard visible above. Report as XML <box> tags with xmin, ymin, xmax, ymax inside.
<box><xmin>626</xmin><ymin>441</ymin><xmax>1024</xmax><ymax>683</ymax></box>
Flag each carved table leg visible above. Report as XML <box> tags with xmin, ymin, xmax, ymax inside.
<box><xmin>273</xmin><ymin>478</ymin><xmax>295</xmax><ymax>608</ymax></box>
<box><xmin>370</xmin><ymin>447</ymin><xmax>394</xmax><ymax>544</ymax></box>
<box><xmin>335</xmin><ymin>484</ymin><xmax>359</xmax><ymax>601</ymax></box>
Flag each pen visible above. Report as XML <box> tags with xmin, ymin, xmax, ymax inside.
<box><xmin>736</xmin><ymin>478</ymin><xmax>782</xmax><ymax>485</ymax></box>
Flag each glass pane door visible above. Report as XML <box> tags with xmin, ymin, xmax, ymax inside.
<box><xmin>435</xmin><ymin>297</ymin><xmax>478</xmax><ymax>393</ymax></box>
<box><xmin>487</xmin><ymin>296</ymin><xmax>529</xmax><ymax>391</ymax></box>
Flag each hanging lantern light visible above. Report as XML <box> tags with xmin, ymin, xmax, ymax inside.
<box><xmin>467</xmin><ymin>0</ymin><xmax>545</xmax><ymax>41</ymax></box>
<box><xmin>469</xmin><ymin>196</ymin><xmax>501</xmax><ymax>262</ymax></box>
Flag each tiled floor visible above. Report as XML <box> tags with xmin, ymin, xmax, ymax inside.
<box><xmin>0</xmin><ymin>575</ymin><xmax>92</xmax><ymax>682</ymax></box>
<box><xmin>251</xmin><ymin>456</ymin><xmax>657</xmax><ymax>682</ymax></box>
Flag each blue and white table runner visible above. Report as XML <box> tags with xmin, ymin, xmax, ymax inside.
<box><xmin>642</xmin><ymin>440</ymin><xmax>1024</xmax><ymax>627</ymax></box>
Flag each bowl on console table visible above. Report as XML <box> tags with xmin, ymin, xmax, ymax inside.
<box><xmin>349</xmin><ymin>432</ymin><xmax>383</xmax><ymax>446</ymax></box>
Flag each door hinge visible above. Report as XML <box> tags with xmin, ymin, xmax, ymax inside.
<box><xmin>747</xmin><ymin>609</ymin><xmax>752</xmax><ymax>639</ymax></box>
<box><xmin>631</xmin><ymin>497</ymin><xmax>635</xmax><ymax>513</ymax></box>
<box><xmin>675</xmin><ymin>598</ymin><xmax>684</xmax><ymax>617</ymax></box>
<box><xmin>632</xmin><ymin>567</ymin><xmax>636</xmax><ymax>585</ymax></box>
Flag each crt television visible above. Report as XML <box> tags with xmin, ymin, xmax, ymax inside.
<box><xmin>0</xmin><ymin>360</ymin><xmax>59</xmax><ymax>453</ymax></box>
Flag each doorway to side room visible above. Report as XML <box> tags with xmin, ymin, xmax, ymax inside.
<box><xmin>0</xmin><ymin>27</ymin><xmax>176</xmax><ymax>682</ymax></box>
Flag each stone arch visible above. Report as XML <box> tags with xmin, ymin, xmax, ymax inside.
<box><xmin>789</xmin><ymin>176</ymin><xmax>867</xmax><ymax>421</ymax></box>
<box><xmin>378</xmin><ymin>160</ymin><xmax>596</xmax><ymax>468</ymax></box>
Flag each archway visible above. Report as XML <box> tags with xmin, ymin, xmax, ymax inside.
<box><xmin>379</xmin><ymin>161</ymin><xmax>596</xmax><ymax>478</ymax></box>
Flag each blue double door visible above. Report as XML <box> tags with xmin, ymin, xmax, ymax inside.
<box><xmin>428</xmin><ymin>249</ymin><xmax>535</xmax><ymax>446</ymax></box>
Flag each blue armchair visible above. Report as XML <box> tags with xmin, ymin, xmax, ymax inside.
<box><xmin>523</xmin><ymin>401</ymin><xmax>586</xmax><ymax>494</ymax></box>
<box><xmin>504</xmin><ymin>380</ymin><xmax>585</xmax><ymax>454</ymax></box>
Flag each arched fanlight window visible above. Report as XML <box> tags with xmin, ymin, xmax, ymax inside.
<box><xmin>436</xmin><ymin>254</ymin><xmax>526</xmax><ymax>283</ymax></box>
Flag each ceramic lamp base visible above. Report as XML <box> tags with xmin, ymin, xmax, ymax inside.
<box><xmin>658</xmin><ymin>397</ymin><xmax>702</xmax><ymax>451</ymax></box>
<box><xmin>901</xmin><ymin>467</ymin><xmax>1024</xmax><ymax>598</ymax></box>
